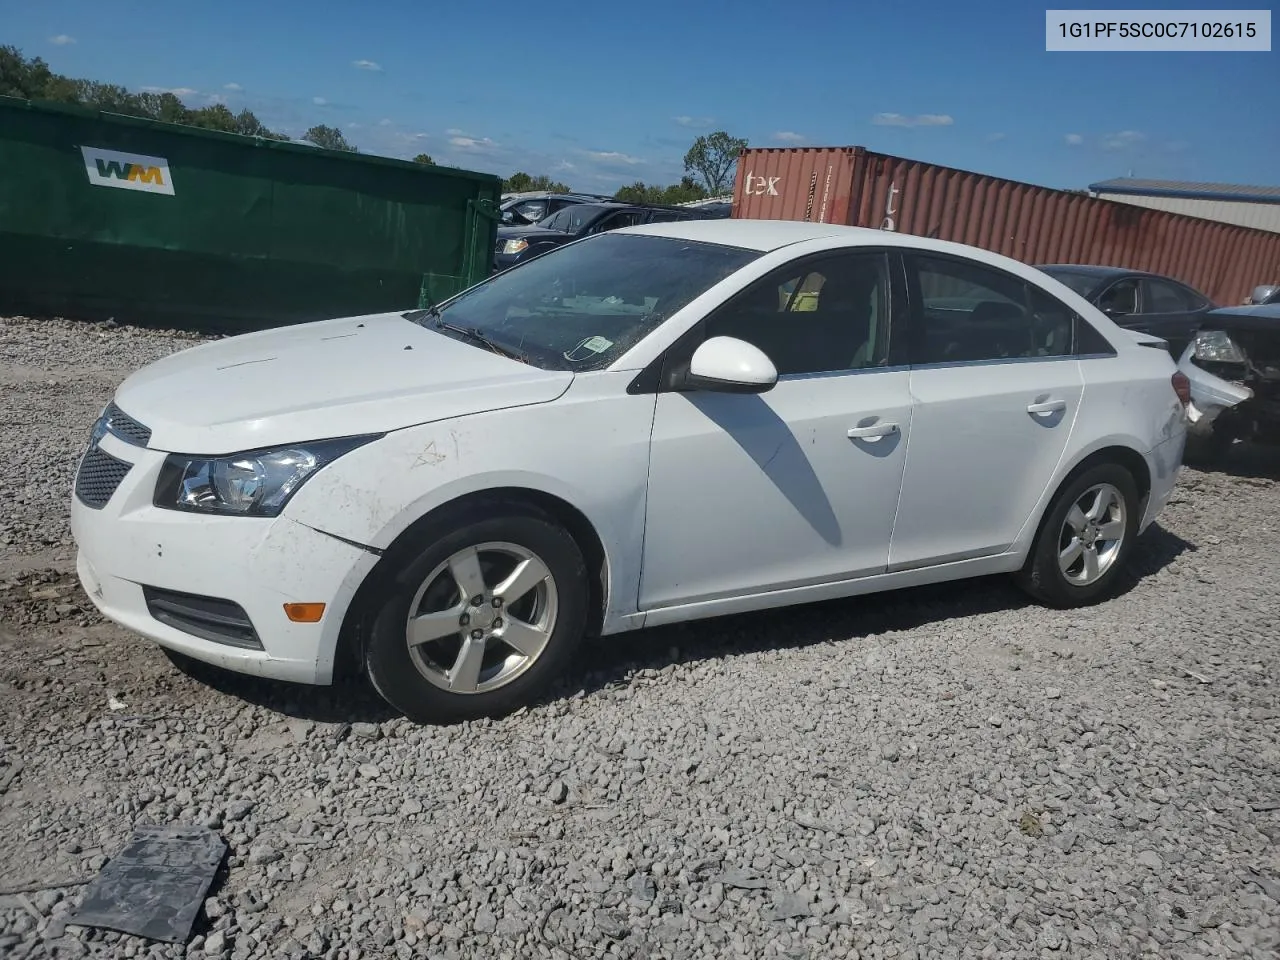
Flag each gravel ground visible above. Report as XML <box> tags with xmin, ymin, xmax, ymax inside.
<box><xmin>1</xmin><ymin>313</ymin><xmax>1279</xmax><ymax>960</ymax></box>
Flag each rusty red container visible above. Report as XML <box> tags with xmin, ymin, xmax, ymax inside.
<box><xmin>732</xmin><ymin>146</ymin><xmax>1280</xmax><ymax>305</ymax></box>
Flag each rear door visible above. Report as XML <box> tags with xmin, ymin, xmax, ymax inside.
<box><xmin>1135</xmin><ymin>277</ymin><xmax>1212</xmax><ymax>357</ymax></box>
<box><xmin>889</xmin><ymin>250</ymin><xmax>1083</xmax><ymax>571</ymax></box>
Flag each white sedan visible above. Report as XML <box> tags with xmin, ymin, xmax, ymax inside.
<box><xmin>70</xmin><ymin>220</ymin><xmax>1188</xmax><ymax>723</ymax></box>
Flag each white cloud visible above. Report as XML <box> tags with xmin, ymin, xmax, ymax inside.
<box><xmin>673</xmin><ymin>115</ymin><xmax>715</xmax><ymax>128</ymax></box>
<box><xmin>872</xmin><ymin>112</ymin><xmax>954</xmax><ymax>127</ymax></box>
<box><xmin>445</xmin><ymin>128</ymin><xmax>468</xmax><ymax>137</ymax></box>
<box><xmin>1101</xmin><ymin>130</ymin><xmax>1145</xmax><ymax>151</ymax></box>
<box><xmin>141</xmin><ymin>86</ymin><xmax>198</xmax><ymax>97</ymax></box>
<box><xmin>553</xmin><ymin>160</ymin><xmax>576</xmax><ymax>172</ymax></box>
<box><xmin>449</xmin><ymin>135</ymin><xmax>497</xmax><ymax>150</ymax></box>
<box><xmin>584</xmin><ymin>150</ymin><xmax>644</xmax><ymax>165</ymax></box>
<box><xmin>986</xmin><ymin>132</ymin><xmax>1007</xmax><ymax>142</ymax></box>
<box><xmin>224</xmin><ymin>82</ymin><xmax>242</xmax><ymax>91</ymax></box>
<box><xmin>352</xmin><ymin>59</ymin><xmax>382</xmax><ymax>71</ymax></box>
<box><xmin>1064</xmin><ymin>133</ymin><xmax>1084</xmax><ymax>146</ymax></box>
<box><xmin>378</xmin><ymin>118</ymin><xmax>393</xmax><ymax>126</ymax></box>
<box><xmin>49</xmin><ymin>34</ymin><xmax>76</xmax><ymax>46</ymax></box>
<box><xmin>773</xmin><ymin>131</ymin><xmax>806</xmax><ymax>143</ymax></box>
<box><xmin>312</xmin><ymin>96</ymin><xmax>328</xmax><ymax>105</ymax></box>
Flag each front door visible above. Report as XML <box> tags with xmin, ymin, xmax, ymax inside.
<box><xmin>639</xmin><ymin>249</ymin><xmax>913</xmax><ymax>610</ymax></box>
<box><xmin>889</xmin><ymin>250</ymin><xmax>1084</xmax><ymax>570</ymax></box>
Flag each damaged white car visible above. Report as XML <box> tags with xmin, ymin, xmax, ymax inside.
<box><xmin>71</xmin><ymin>220</ymin><xmax>1188</xmax><ymax>723</ymax></box>
<box><xmin>1178</xmin><ymin>303</ymin><xmax>1280</xmax><ymax>457</ymax></box>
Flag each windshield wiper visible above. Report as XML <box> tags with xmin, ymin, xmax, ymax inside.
<box><xmin>402</xmin><ymin>305</ymin><xmax>441</xmax><ymax>324</ymax></box>
<box><xmin>432</xmin><ymin>318</ymin><xmax>528</xmax><ymax>363</ymax></box>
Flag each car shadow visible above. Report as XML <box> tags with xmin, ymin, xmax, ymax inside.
<box><xmin>558</xmin><ymin>521</ymin><xmax>1196</xmax><ymax>703</ymax></box>
<box><xmin>163</xmin><ymin>651</ymin><xmax>401</xmax><ymax>724</ymax></box>
<box><xmin>163</xmin><ymin>524</ymin><xmax>1195</xmax><ymax>725</ymax></box>
<box><xmin>1190</xmin><ymin>442</ymin><xmax>1280</xmax><ymax>481</ymax></box>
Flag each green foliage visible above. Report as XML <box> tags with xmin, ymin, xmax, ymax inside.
<box><xmin>1</xmin><ymin>44</ymin><xmax>290</xmax><ymax>142</ymax></box>
<box><xmin>614</xmin><ymin>177</ymin><xmax>709</xmax><ymax>206</ymax></box>
<box><xmin>412</xmin><ymin>153</ymin><xmax>435</xmax><ymax>165</ymax></box>
<box><xmin>683</xmin><ymin>131</ymin><xmax>747</xmax><ymax>195</ymax></box>
<box><xmin>504</xmin><ymin>171</ymin><xmax>572</xmax><ymax>193</ymax></box>
<box><xmin>303</xmin><ymin>124</ymin><xmax>357</xmax><ymax>152</ymax></box>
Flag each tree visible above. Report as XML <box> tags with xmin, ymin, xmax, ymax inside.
<box><xmin>1</xmin><ymin>44</ymin><xmax>299</xmax><ymax>144</ymax></box>
<box><xmin>412</xmin><ymin>153</ymin><xmax>435</xmax><ymax>165</ymax></box>
<box><xmin>683</xmin><ymin>131</ymin><xmax>747</xmax><ymax>195</ymax></box>
<box><xmin>614</xmin><ymin>177</ymin><xmax>708</xmax><ymax>206</ymax></box>
<box><xmin>303</xmin><ymin>124</ymin><xmax>357</xmax><ymax>152</ymax></box>
<box><xmin>0</xmin><ymin>45</ymin><xmax>52</xmax><ymax>98</ymax></box>
<box><xmin>504</xmin><ymin>171</ymin><xmax>571</xmax><ymax>193</ymax></box>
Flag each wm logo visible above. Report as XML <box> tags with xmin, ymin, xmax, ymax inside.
<box><xmin>81</xmin><ymin>146</ymin><xmax>176</xmax><ymax>195</ymax></box>
<box><xmin>94</xmin><ymin>158</ymin><xmax>166</xmax><ymax>186</ymax></box>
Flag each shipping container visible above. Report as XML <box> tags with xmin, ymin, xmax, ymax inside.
<box><xmin>732</xmin><ymin>146</ymin><xmax>1280</xmax><ymax>306</ymax></box>
<box><xmin>0</xmin><ymin>96</ymin><xmax>503</xmax><ymax>332</ymax></box>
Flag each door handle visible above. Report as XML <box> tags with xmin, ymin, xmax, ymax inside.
<box><xmin>1027</xmin><ymin>399</ymin><xmax>1067</xmax><ymax>415</ymax></box>
<box><xmin>847</xmin><ymin>422</ymin><xmax>899</xmax><ymax>439</ymax></box>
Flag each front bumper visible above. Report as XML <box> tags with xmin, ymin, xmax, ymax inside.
<box><xmin>70</xmin><ymin>432</ymin><xmax>379</xmax><ymax>685</ymax></box>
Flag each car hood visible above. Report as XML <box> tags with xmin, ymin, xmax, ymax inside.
<box><xmin>1202</xmin><ymin>304</ymin><xmax>1280</xmax><ymax>331</ymax></box>
<box><xmin>111</xmin><ymin>312</ymin><xmax>573</xmax><ymax>454</ymax></box>
<box><xmin>497</xmin><ymin>225</ymin><xmax>573</xmax><ymax>243</ymax></box>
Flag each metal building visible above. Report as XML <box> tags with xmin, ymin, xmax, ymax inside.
<box><xmin>1088</xmin><ymin>178</ymin><xmax>1280</xmax><ymax>235</ymax></box>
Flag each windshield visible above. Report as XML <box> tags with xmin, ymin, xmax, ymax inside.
<box><xmin>536</xmin><ymin>204</ymin><xmax>608</xmax><ymax>234</ymax></box>
<box><xmin>415</xmin><ymin>233</ymin><xmax>760</xmax><ymax>371</ymax></box>
<box><xmin>1040</xmin><ymin>267</ymin><xmax>1102</xmax><ymax>299</ymax></box>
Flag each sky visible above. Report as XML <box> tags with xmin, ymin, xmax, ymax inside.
<box><xmin>9</xmin><ymin>0</ymin><xmax>1278</xmax><ymax>193</ymax></box>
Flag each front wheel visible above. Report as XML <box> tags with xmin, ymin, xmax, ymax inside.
<box><xmin>364</xmin><ymin>505</ymin><xmax>589</xmax><ymax>724</ymax></box>
<box><xmin>1013</xmin><ymin>463</ymin><xmax>1140</xmax><ymax>608</ymax></box>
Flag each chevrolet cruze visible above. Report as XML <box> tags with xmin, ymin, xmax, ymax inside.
<box><xmin>71</xmin><ymin>220</ymin><xmax>1188</xmax><ymax>723</ymax></box>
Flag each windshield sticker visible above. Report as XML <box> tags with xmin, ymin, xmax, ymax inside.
<box><xmin>563</xmin><ymin>335</ymin><xmax>613</xmax><ymax>362</ymax></box>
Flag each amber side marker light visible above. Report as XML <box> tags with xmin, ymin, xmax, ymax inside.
<box><xmin>284</xmin><ymin>603</ymin><xmax>326</xmax><ymax>623</ymax></box>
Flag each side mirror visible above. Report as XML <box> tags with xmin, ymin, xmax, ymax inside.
<box><xmin>683</xmin><ymin>336</ymin><xmax>778</xmax><ymax>394</ymax></box>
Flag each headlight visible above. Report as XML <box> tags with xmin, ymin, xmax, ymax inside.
<box><xmin>1193</xmin><ymin>330</ymin><xmax>1246</xmax><ymax>364</ymax></box>
<box><xmin>153</xmin><ymin>435</ymin><xmax>380</xmax><ymax>517</ymax></box>
<box><xmin>501</xmin><ymin>239</ymin><xmax>529</xmax><ymax>255</ymax></box>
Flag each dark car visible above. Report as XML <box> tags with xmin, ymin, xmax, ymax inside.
<box><xmin>499</xmin><ymin>192</ymin><xmax>615</xmax><ymax>227</ymax></box>
<box><xmin>1037</xmin><ymin>264</ymin><xmax>1215</xmax><ymax>358</ymax></box>
<box><xmin>493</xmin><ymin>202</ymin><xmax>708</xmax><ymax>272</ymax></box>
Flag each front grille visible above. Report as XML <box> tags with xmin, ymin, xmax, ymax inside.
<box><xmin>104</xmin><ymin>402</ymin><xmax>152</xmax><ymax>447</ymax></box>
<box><xmin>142</xmin><ymin>586</ymin><xmax>263</xmax><ymax>650</ymax></box>
<box><xmin>74</xmin><ymin>445</ymin><xmax>133</xmax><ymax>509</ymax></box>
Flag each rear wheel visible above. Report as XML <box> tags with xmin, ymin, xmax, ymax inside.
<box><xmin>364</xmin><ymin>504</ymin><xmax>589</xmax><ymax>724</ymax></box>
<box><xmin>1013</xmin><ymin>463</ymin><xmax>1140</xmax><ymax>608</ymax></box>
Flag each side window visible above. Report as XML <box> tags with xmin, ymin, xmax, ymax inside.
<box><xmin>646</xmin><ymin>209</ymin><xmax>683</xmax><ymax>224</ymax></box>
<box><xmin>591</xmin><ymin>211</ymin><xmax>646</xmax><ymax>234</ymax></box>
<box><xmin>910</xmin><ymin>255</ymin><xmax>1071</xmax><ymax>363</ymax></box>
<box><xmin>1097</xmin><ymin>279</ymin><xmax>1139</xmax><ymax>317</ymax></box>
<box><xmin>513</xmin><ymin>200</ymin><xmax>548</xmax><ymax>223</ymax></box>
<box><xmin>702</xmin><ymin>251</ymin><xmax>891</xmax><ymax>376</ymax></box>
<box><xmin>1141</xmin><ymin>278</ymin><xmax>1197</xmax><ymax>313</ymax></box>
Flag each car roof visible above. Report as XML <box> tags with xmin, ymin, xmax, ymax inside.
<box><xmin>1037</xmin><ymin>264</ymin><xmax>1163</xmax><ymax>279</ymax></box>
<box><xmin>618</xmin><ymin>218</ymin><xmax>885</xmax><ymax>251</ymax></box>
<box><xmin>619</xmin><ymin>218</ymin><xmax>1071</xmax><ymax>265</ymax></box>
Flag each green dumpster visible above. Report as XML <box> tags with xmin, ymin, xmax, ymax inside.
<box><xmin>0</xmin><ymin>95</ymin><xmax>503</xmax><ymax>332</ymax></box>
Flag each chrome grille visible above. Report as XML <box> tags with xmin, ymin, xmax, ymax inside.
<box><xmin>104</xmin><ymin>402</ymin><xmax>151</xmax><ymax>447</ymax></box>
<box><xmin>75</xmin><ymin>445</ymin><xmax>133</xmax><ymax>509</ymax></box>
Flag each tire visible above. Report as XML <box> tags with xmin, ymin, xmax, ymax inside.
<box><xmin>363</xmin><ymin>503</ymin><xmax>589</xmax><ymax>724</ymax></box>
<box><xmin>1013</xmin><ymin>462</ymin><xmax>1141</xmax><ymax>608</ymax></box>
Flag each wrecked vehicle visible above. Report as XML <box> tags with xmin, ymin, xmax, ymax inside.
<box><xmin>1178</xmin><ymin>303</ymin><xmax>1280</xmax><ymax>456</ymax></box>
